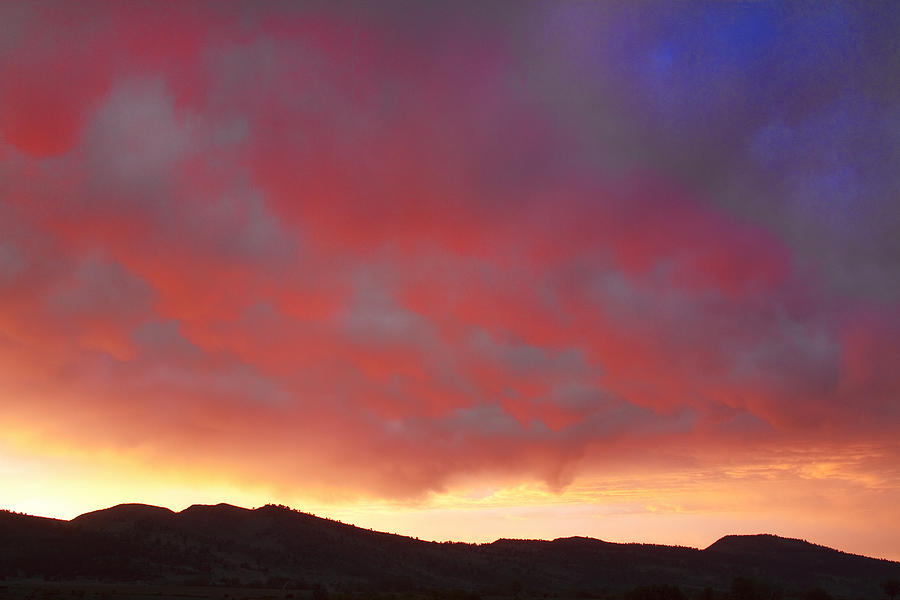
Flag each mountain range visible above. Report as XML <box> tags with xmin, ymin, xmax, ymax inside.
<box><xmin>2</xmin><ymin>503</ymin><xmax>898</xmax><ymax>599</ymax></box>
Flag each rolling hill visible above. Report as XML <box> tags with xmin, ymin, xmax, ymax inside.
<box><xmin>1</xmin><ymin>504</ymin><xmax>897</xmax><ymax>599</ymax></box>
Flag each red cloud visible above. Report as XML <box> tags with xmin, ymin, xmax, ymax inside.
<box><xmin>0</xmin><ymin>4</ymin><xmax>115</xmax><ymax>156</ymax></box>
<box><xmin>1</xmin><ymin>1</ymin><xmax>898</xmax><ymax>513</ymax></box>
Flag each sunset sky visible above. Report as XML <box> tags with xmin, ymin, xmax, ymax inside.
<box><xmin>2</xmin><ymin>1</ymin><xmax>900</xmax><ymax>560</ymax></box>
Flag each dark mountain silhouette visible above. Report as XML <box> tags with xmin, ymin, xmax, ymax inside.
<box><xmin>2</xmin><ymin>504</ymin><xmax>898</xmax><ymax>598</ymax></box>
<box><xmin>71</xmin><ymin>503</ymin><xmax>176</xmax><ymax>530</ymax></box>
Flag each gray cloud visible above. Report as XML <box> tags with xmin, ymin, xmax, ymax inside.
<box><xmin>46</xmin><ymin>254</ymin><xmax>154</xmax><ymax>319</ymax></box>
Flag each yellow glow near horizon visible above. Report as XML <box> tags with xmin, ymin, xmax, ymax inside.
<box><xmin>4</xmin><ymin>434</ymin><xmax>899</xmax><ymax>562</ymax></box>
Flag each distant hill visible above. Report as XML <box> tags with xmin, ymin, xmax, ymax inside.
<box><xmin>1</xmin><ymin>504</ymin><xmax>898</xmax><ymax>598</ymax></box>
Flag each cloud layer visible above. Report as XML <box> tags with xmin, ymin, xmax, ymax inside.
<box><xmin>2</xmin><ymin>1</ymin><xmax>899</xmax><ymax>558</ymax></box>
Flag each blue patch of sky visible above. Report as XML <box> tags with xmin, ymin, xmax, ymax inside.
<box><xmin>635</xmin><ymin>4</ymin><xmax>859</xmax><ymax>128</ymax></box>
<box><xmin>639</xmin><ymin>4</ymin><xmax>782</xmax><ymax>118</ymax></box>
<box><xmin>749</xmin><ymin>92</ymin><xmax>897</xmax><ymax>228</ymax></box>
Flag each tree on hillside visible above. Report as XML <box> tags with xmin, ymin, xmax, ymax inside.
<box><xmin>730</xmin><ymin>577</ymin><xmax>767</xmax><ymax>600</ymax></box>
<box><xmin>883</xmin><ymin>580</ymin><xmax>900</xmax><ymax>600</ymax></box>
<box><xmin>626</xmin><ymin>584</ymin><xmax>687</xmax><ymax>600</ymax></box>
<box><xmin>313</xmin><ymin>583</ymin><xmax>330</xmax><ymax>600</ymax></box>
<box><xmin>803</xmin><ymin>588</ymin><xmax>831</xmax><ymax>600</ymax></box>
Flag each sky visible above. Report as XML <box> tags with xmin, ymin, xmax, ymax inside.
<box><xmin>1</xmin><ymin>1</ymin><xmax>900</xmax><ymax>560</ymax></box>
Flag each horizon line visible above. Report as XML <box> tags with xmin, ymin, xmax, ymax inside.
<box><xmin>5</xmin><ymin>500</ymin><xmax>896</xmax><ymax>564</ymax></box>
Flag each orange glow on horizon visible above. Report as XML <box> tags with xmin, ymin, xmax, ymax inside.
<box><xmin>4</xmin><ymin>429</ymin><xmax>899</xmax><ymax>562</ymax></box>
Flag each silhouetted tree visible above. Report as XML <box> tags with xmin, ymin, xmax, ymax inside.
<box><xmin>803</xmin><ymin>588</ymin><xmax>832</xmax><ymax>600</ymax></box>
<box><xmin>626</xmin><ymin>584</ymin><xmax>687</xmax><ymax>600</ymax></box>
<box><xmin>883</xmin><ymin>580</ymin><xmax>900</xmax><ymax>600</ymax></box>
<box><xmin>730</xmin><ymin>577</ymin><xmax>766</xmax><ymax>600</ymax></box>
<box><xmin>313</xmin><ymin>583</ymin><xmax>330</xmax><ymax>600</ymax></box>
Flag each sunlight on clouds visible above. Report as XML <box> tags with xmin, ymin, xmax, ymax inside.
<box><xmin>1</xmin><ymin>0</ymin><xmax>900</xmax><ymax>564</ymax></box>
<box><xmin>3</xmin><ymin>425</ymin><xmax>899</xmax><ymax>559</ymax></box>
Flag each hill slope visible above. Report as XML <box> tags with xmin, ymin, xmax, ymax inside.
<box><xmin>1</xmin><ymin>504</ymin><xmax>897</xmax><ymax>597</ymax></box>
